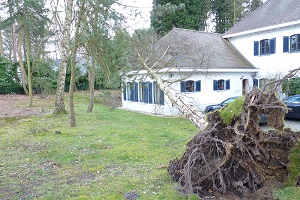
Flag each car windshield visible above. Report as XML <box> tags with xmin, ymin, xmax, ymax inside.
<box><xmin>284</xmin><ymin>96</ymin><xmax>300</xmax><ymax>103</ymax></box>
<box><xmin>222</xmin><ymin>98</ymin><xmax>237</xmax><ymax>105</ymax></box>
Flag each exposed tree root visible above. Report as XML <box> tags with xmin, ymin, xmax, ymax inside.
<box><xmin>168</xmin><ymin>88</ymin><xmax>300</xmax><ymax>199</ymax></box>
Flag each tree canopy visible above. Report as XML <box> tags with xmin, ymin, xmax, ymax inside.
<box><xmin>151</xmin><ymin>0</ymin><xmax>264</xmax><ymax>35</ymax></box>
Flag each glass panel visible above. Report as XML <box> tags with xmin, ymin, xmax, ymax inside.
<box><xmin>185</xmin><ymin>81</ymin><xmax>194</xmax><ymax>92</ymax></box>
<box><xmin>217</xmin><ymin>80</ymin><xmax>224</xmax><ymax>90</ymax></box>
<box><xmin>291</xmin><ymin>35</ymin><xmax>297</xmax><ymax>50</ymax></box>
<box><xmin>260</xmin><ymin>40</ymin><xmax>265</xmax><ymax>54</ymax></box>
<box><xmin>265</xmin><ymin>40</ymin><xmax>270</xmax><ymax>54</ymax></box>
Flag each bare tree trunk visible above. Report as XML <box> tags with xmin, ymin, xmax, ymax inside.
<box><xmin>54</xmin><ymin>0</ymin><xmax>73</xmax><ymax>114</ymax></box>
<box><xmin>11</xmin><ymin>24</ymin><xmax>19</xmax><ymax>82</ymax></box>
<box><xmin>17</xmin><ymin>31</ymin><xmax>28</xmax><ymax>95</ymax></box>
<box><xmin>0</xmin><ymin>30</ymin><xmax>4</xmax><ymax>57</ymax></box>
<box><xmin>24</xmin><ymin>29</ymin><xmax>33</xmax><ymax>106</ymax></box>
<box><xmin>140</xmin><ymin>57</ymin><xmax>207</xmax><ymax>130</ymax></box>
<box><xmin>69</xmin><ymin>0</ymin><xmax>85</xmax><ymax>126</ymax></box>
<box><xmin>87</xmin><ymin>57</ymin><xmax>95</xmax><ymax>113</ymax></box>
<box><xmin>0</xmin><ymin>16</ymin><xmax>4</xmax><ymax>57</ymax></box>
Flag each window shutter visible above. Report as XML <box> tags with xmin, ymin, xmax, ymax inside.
<box><xmin>195</xmin><ymin>80</ymin><xmax>201</xmax><ymax>92</ymax></box>
<box><xmin>253</xmin><ymin>79</ymin><xmax>258</xmax><ymax>87</ymax></box>
<box><xmin>148</xmin><ymin>82</ymin><xmax>153</xmax><ymax>104</ymax></box>
<box><xmin>159</xmin><ymin>90</ymin><xmax>164</xmax><ymax>105</ymax></box>
<box><xmin>226</xmin><ymin>80</ymin><xmax>230</xmax><ymax>90</ymax></box>
<box><xmin>134</xmin><ymin>82</ymin><xmax>138</xmax><ymax>102</ymax></box>
<box><xmin>213</xmin><ymin>80</ymin><xmax>218</xmax><ymax>91</ymax></box>
<box><xmin>254</xmin><ymin>41</ymin><xmax>259</xmax><ymax>56</ymax></box>
<box><xmin>123</xmin><ymin>84</ymin><xmax>127</xmax><ymax>100</ymax></box>
<box><xmin>283</xmin><ymin>36</ymin><xmax>289</xmax><ymax>53</ymax></box>
<box><xmin>270</xmin><ymin>38</ymin><xmax>276</xmax><ymax>54</ymax></box>
<box><xmin>180</xmin><ymin>81</ymin><xmax>186</xmax><ymax>92</ymax></box>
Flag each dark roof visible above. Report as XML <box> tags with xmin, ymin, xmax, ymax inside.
<box><xmin>224</xmin><ymin>0</ymin><xmax>300</xmax><ymax>36</ymax></box>
<box><xmin>147</xmin><ymin>28</ymin><xmax>256</xmax><ymax>70</ymax></box>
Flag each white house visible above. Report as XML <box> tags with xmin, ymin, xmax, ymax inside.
<box><xmin>122</xmin><ymin>29</ymin><xmax>258</xmax><ymax>115</ymax></box>
<box><xmin>223</xmin><ymin>0</ymin><xmax>300</xmax><ymax>86</ymax></box>
<box><xmin>122</xmin><ymin>0</ymin><xmax>300</xmax><ymax>116</ymax></box>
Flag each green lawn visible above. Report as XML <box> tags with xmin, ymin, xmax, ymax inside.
<box><xmin>0</xmin><ymin>92</ymin><xmax>199</xmax><ymax>199</ymax></box>
<box><xmin>0</xmin><ymin>92</ymin><xmax>299</xmax><ymax>199</ymax></box>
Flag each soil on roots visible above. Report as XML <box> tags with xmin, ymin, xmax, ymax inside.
<box><xmin>168</xmin><ymin>88</ymin><xmax>300</xmax><ymax>199</ymax></box>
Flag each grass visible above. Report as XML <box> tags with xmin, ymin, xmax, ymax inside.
<box><xmin>0</xmin><ymin>92</ymin><xmax>200</xmax><ymax>199</ymax></box>
<box><xmin>1</xmin><ymin>91</ymin><xmax>299</xmax><ymax>200</ymax></box>
<box><xmin>219</xmin><ymin>96</ymin><xmax>245</xmax><ymax>125</ymax></box>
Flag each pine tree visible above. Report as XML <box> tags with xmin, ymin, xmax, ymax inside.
<box><xmin>151</xmin><ymin>0</ymin><xmax>211</xmax><ymax>36</ymax></box>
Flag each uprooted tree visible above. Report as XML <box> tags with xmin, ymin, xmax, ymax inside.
<box><xmin>137</xmin><ymin>38</ymin><xmax>300</xmax><ymax>198</ymax></box>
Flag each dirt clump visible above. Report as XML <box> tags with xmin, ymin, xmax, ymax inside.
<box><xmin>168</xmin><ymin>88</ymin><xmax>300</xmax><ymax>199</ymax></box>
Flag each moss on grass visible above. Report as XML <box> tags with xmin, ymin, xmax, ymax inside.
<box><xmin>219</xmin><ymin>96</ymin><xmax>245</xmax><ymax>125</ymax></box>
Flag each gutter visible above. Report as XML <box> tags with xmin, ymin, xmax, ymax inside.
<box><xmin>128</xmin><ymin>68</ymin><xmax>259</xmax><ymax>75</ymax></box>
<box><xmin>223</xmin><ymin>20</ymin><xmax>300</xmax><ymax>38</ymax></box>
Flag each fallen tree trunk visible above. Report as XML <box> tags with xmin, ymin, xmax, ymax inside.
<box><xmin>140</xmin><ymin>58</ymin><xmax>207</xmax><ymax>130</ymax></box>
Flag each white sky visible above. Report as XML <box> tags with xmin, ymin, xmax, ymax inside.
<box><xmin>117</xmin><ymin>0</ymin><xmax>153</xmax><ymax>32</ymax></box>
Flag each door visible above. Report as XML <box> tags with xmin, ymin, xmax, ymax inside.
<box><xmin>242</xmin><ymin>79</ymin><xmax>249</xmax><ymax>95</ymax></box>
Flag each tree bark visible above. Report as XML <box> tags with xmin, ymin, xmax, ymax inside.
<box><xmin>17</xmin><ymin>31</ymin><xmax>28</xmax><ymax>95</ymax></box>
<box><xmin>54</xmin><ymin>0</ymin><xmax>73</xmax><ymax>114</ymax></box>
<box><xmin>24</xmin><ymin>29</ymin><xmax>33</xmax><ymax>106</ymax></box>
<box><xmin>0</xmin><ymin>30</ymin><xmax>4</xmax><ymax>57</ymax></box>
<box><xmin>87</xmin><ymin>57</ymin><xmax>95</xmax><ymax>113</ymax></box>
<box><xmin>69</xmin><ymin>0</ymin><xmax>85</xmax><ymax>126</ymax></box>
<box><xmin>140</xmin><ymin>58</ymin><xmax>207</xmax><ymax>130</ymax></box>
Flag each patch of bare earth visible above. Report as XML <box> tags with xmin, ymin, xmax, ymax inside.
<box><xmin>0</xmin><ymin>95</ymin><xmax>54</xmax><ymax>118</ymax></box>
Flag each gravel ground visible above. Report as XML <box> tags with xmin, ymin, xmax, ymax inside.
<box><xmin>284</xmin><ymin>119</ymin><xmax>300</xmax><ymax>131</ymax></box>
<box><xmin>261</xmin><ymin>119</ymin><xmax>300</xmax><ymax>131</ymax></box>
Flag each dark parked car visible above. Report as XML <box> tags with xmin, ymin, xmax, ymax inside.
<box><xmin>204</xmin><ymin>96</ymin><xmax>267</xmax><ymax>123</ymax></box>
<box><xmin>204</xmin><ymin>96</ymin><xmax>239</xmax><ymax>113</ymax></box>
<box><xmin>283</xmin><ymin>94</ymin><xmax>300</xmax><ymax>119</ymax></box>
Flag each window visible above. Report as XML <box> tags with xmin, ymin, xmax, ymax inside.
<box><xmin>253</xmin><ymin>79</ymin><xmax>259</xmax><ymax>87</ymax></box>
<box><xmin>254</xmin><ymin>38</ymin><xmax>276</xmax><ymax>56</ymax></box>
<box><xmin>123</xmin><ymin>81</ymin><xmax>157</xmax><ymax>104</ymax></box>
<box><xmin>283</xmin><ymin>34</ymin><xmax>300</xmax><ymax>53</ymax></box>
<box><xmin>291</xmin><ymin>34</ymin><xmax>300</xmax><ymax>51</ymax></box>
<box><xmin>127</xmin><ymin>82</ymin><xmax>133</xmax><ymax>101</ymax></box>
<box><xmin>213</xmin><ymin>79</ymin><xmax>230</xmax><ymax>91</ymax></box>
<box><xmin>139</xmin><ymin>82</ymin><xmax>144</xmax><ymax>102</ymax></box>
<box><xmin>260</xmin><ymin>39</ymin><xmax>270</xmax><ymax>55</ymax></box>
<box><xmin>217</xmin><ymin>79</ymin><xmax>224</xmax><ymax>90</ymax></box>
<box><xmin>181</xmin><ymin>80</ymin><xmax>201</xmax><ymax>92</ymax></box>
<box><xmin>142</xmin><ymin>82</ymin><xmax>152</xmax><ymax>104</ymax></box>
<box><xmin>124</xmin><ymin>82</ymin><xmax>138</xmax><ymax>102</ymax></box>
<box><xmin>153</xmin><ymin>82</ymin><xmax>164</xmax><ymax>105</ymax></box>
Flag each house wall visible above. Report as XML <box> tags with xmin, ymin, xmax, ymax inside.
<box><xmin>122</xmin><ymin>71</ymin><xmax>255</xmax><ymax>116</ymax></box>
<box><xmin>226</xmin><ymin>24</ymin><xmax>300</xmax><ymax>79</ymax></box>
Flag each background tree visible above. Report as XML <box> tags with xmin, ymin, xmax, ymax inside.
<box><xmin>151</xmin><ymin>0</ymin><xmax>264</xmax><ymax>35</ymax></box>
<box><xmin>53</xmin><ymin>0</ymin><xmax>73</xmax><ymax>114</ymax></box>
<box><xmin>151</xmin><ymin>0</ymin><xmax>211</xmax><ymax>36</ymax></box>
<box><xmin>246</xmin><ymin>0</ymin><xmax>263</xmax><ymax>12</ymax></box>
<box><xmin>79</xmin><ymin>0</ymin><xmax>129</xmax><ymax>113</ymax></box>
<box><xmin>0</xmin><ymin>0</ymin><xmax>50</xmax><ymax>104</ymax></box>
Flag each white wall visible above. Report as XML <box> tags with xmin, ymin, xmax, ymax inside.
<box><xmin>122</xmin><ymin>70</ymin><xmax>255</xmax><ymax>116</ymax></box>
<box><xmin>226</xmin><ymin>24</ymin><xmax>300</xmax><ymax>79</ymax></box>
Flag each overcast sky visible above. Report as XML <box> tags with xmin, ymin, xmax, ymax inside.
<box><xmin>117</xmin><ymin>0</ymin><xmax>153</xmax><ymax>32</ymax></box>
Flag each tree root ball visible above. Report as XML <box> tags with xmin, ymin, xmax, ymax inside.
<box><xmin>168</xmin><ymin>89</ymin><xmax>300</xmax><ymax>199</ymax></box>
